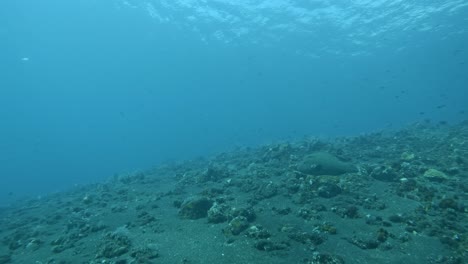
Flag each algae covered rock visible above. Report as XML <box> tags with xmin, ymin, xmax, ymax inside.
<box><xmin>224</xmin><ymin>216</ymin><xmax>249</xmax><ymax>235</ymax></box>
<box><xmin>178</xmin><ymin>197</ymin><xmax>213</xmax><ymax>219</ymax></box>
<box><xmin>207</xmin><ymin>202</ymin><xmax>230</xmax><ymax>223</ymax></box>
<box><xmin>423</xmin><ymin>168</ymin><xmax>449</xmax><ymax>181</ymax></box>
<box><xmin>400</xmin><ymin>152</ymin><xmax>415</xmax><ymax>161</ymax></box>
<box><xmin>198</xmin><ymin>165</ymin><xmax>230</xmax><ymax>183</ymax></box>
<box><xmin>370</xmin><ymin>166</ymin><xmax>398</xmax><ymax>182</ymax></box>
<box><xmin>254</xmin><ymin>182</ymin><xmax>279</xmax><ymax>200</ymax></box>
<box><xmin>247</xmin><ymin>225</ymin><xmax>271</xmax><ymax>239</ymax></box>
<box><xmin>96</xmin><ymin>227</ymin><xmax>132</xmax><ymax>259</ymax></box>
<box><xmin>130</xmin><ymin>245</ymin><xmax>160</xmax><ymax>261</ymax></box>
<box><xmin>297</xmin><ymin>152</ymin><xmax>356</xmax><ymax>176</ymax></box>
<box><xmin>317</xmin><ymin>182</ymin><xmax>342</xmax><ymax>198</ymax></box>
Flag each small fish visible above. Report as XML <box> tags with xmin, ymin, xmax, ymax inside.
<box><xmin>436</xmin><ymin>105</ymin><xmax>446</xmax><ymax>109</ymax></box>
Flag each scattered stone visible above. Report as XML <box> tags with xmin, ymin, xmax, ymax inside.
<box><xmin>370</xmin><ymin>166</ymin><xmax>398</xmax><ymax>182</ymax></box>
<box><xmin>365</xmin><ymin>214</ymin><xmax>384</xmax><ymax>226</ymax></box>
<box><xmin>438</xmin><ymin>198</ymin><xmax>459</xmax><ymax>211</ymax></box>
<box><xmin>317</xmin><ymin>183</ymin><xmax>342</xmax><ymax>198</ymax></box>
<box><xmin>231</xmin><ymin>207</ymin><xmax>256</xmax><ymax>222</ymax></box>
<box><xmin>25</xmin><ymin>238</ymin><xmax>42</xmax><ymax>251</ymax></box>
<box><xmin>198</xmin><ymin>165</ymin><xmax>230</xmax><ymax>183</ymax></box>
<box><xmin>424</xmin><ymin>168</ymin><xmax>449</xmax><ymax>181</ymax></box>
<box><xmin>1</xmin><ymin>122</ymin><xmax>467</xmax><ymax>263</ymax></box>
<box><xmin>98</xmin><ymin>245</ymin><xmax>129</xmax><ymax>259</ymax></box>
<box><xmin>397</xmin><ymin>178</ymin><xmax>418</xmax><ymax>193</ymax></box>
<box><xmin>82</xmin><ymin>194</ymin><xmax>93</xmax><ymax>205</ymax></box>
<box><xmin>137</xmin><ymin>211</ymin><xmax>157</xmax><ymax>226</ymax></box>
<box><xmin>332</xmin><ymin>205</ymin><xmax>360</xmax><ymax>218</ymax></box>
<box><xmin>254</xmin><ymin>182</ymin><xmax>279</xmax><ymax>200</ymax></box>
<box><xmin>207</xmin><ymin>202</ymin><xmax>230</xmax><ymax>223</ymax></box>
<box><xmin>246</xmin><ymin>225</ymin><xmax>271</xmax><ymax>239</ymax></box>
<box><xmin>272</xmin><ymin>207</ymin><xmax>291</xmax><ymax>215</ymax></box>
<box><xmin>52</xmin><ymin>245</ymin><xmax>66</xmax><ymax>253</ymax></box>
<box><xmin>376</xmin><ymin>228</ymin><xmax>390</xmax><ymax>242</ymax></box>
<box><xmin>297</xmin><ymin>208</ymin><xmax>318</xmax><ymax>220</ymax></box>
<box><xmin>400</xmin><ymin>152</ymin><xmax>415</xmax><ymax>161</ymax></box>
<box><xmin>200</xmin><ymin>187</ymin><xmax>224</xmax><ymax>198</ymax></box>
<box><xmin>287</xmin><ymin>230</ymin><xmax>326</xmax><ymax>245</ymax></box>
<box><xmin>304</xmin><ymin>252</ymin><xmax>345</xmax><ymax>264</ymax></box>
<box><xmin>224</xmin><ymin>216</ymin><xmax>249</xmax><ymax>235</ymax></box>
<box><xmin>388</xmin><ymin>214</ymin><xmax>406</xmax><ymax>223</ymax></box>
<box><xmin>297</xmin><ymin>152</ymin><xmax>357</xmax><ymax>176</ymax></box>
<box><xmin>254</xmin><ymin>240</ymin><xmax>289</xmax><ymax>251</ymax></box>
<box><xmin>319</xmin><ymin>223</ymin><xmax>337</xmax><ymax>235</ymax></box>
<box><xmin>346</xmin><ymin>236</ymin><xmax>380</xmax><ymax>249</ymax></box>
<box><xmin>50</xmin><ymin>236</ymin><xmax>68</xmax><ymax>246</ymax></box>
<box><xmin>178</xmin><ymin>197</ymin><xmax>213</xmax><ymax>219</ymax></box>
<box><xmin>97</xmin><ymin>226</ymin><xmax>132</xmax><ymax>259</ymax></box>
<box><xmin>130</xmin><ymin>246</ymin><xmax>160</xmax><ymax>261</ymax></box>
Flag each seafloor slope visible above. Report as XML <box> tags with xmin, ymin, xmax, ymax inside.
<box><xmin>0</xmin><ymin>121</ymin><xmax>467</xmax><ymax>264</ymax></box>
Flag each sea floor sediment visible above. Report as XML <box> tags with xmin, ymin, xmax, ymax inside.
<box><xmin>0</xmin><ymin>121</ymin><xmax>467</xmax><ymax>264</ymax></box>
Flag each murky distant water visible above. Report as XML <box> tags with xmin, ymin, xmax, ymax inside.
<box><xmin>0</xmin><ymin>0</ymin><xmax>467</xmax><ymax>205</ymax></box>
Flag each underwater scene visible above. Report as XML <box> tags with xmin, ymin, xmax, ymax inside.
<box><xmin>0</xmin><ymin>0</ymin><xmax>467</xmax><ymax>263</ymax></box>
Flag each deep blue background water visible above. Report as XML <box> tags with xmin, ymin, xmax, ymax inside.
<box><xmin>1</xmin><ymin>0</ymin><xmax>467</xmax><ymax>205</ymax></box>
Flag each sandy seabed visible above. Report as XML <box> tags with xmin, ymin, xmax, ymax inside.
<box><xmin>0</xmin><ymin>121</ymin><xmax>467</xmax><ymax>264</ymax></box>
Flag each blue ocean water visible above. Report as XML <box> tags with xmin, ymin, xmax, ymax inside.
<box><xmin>0</xmin><ymin>0</ymin><xmax>467</xmax><ymax>205</ymax></box>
